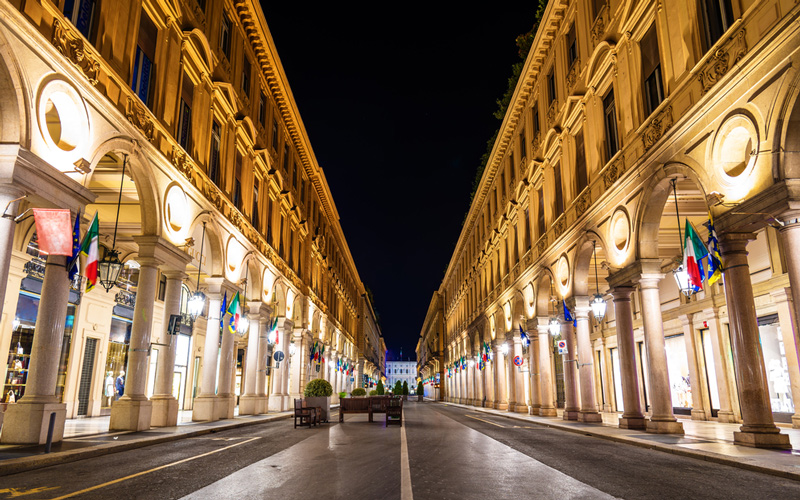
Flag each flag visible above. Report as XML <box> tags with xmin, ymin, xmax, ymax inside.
<box><xmin>519</xmin><ymin>324</ymin><xmax>529</xmax><ymax>346</ymax></box>
<box><xmin>563</xmin><ymin>301</ymin><xmax>576</xmax><ymax>327</ymax></box>
<box><xmin>227</xmin><ymin>291</ymin><xmax>240</xmax><ymax>333</ymax></box>
<box><xmin>310</xmin><ymin>341</ymin><xmax>318</xmax><ymax>362</ymax></box>
<box><xmin>79</xmin><ymin>213</ymin><xmax>99</xmax><ymax>292</ymax></box>
<box><xmin>68</xmin><ymin>211</ymin><xmax>80</xmax><ymax>281</ymax></box>
<box><xmin>33</xmin><ymin>209</ymin><xmax>73</xmax><ymax>256</ymax></box>
<box><xmin>703</xmin><ymin>217</ymin><xmax>723</xmax><ymax>285</ymax></box>
<box><xmin>683</xmin><ymin>220</ymin><xmax>708</xmax><ymax>290</ymax></box>
<box><xmin>219</xmin><ymin>291</ymin><xmax>228</xmax><ymax>331</ymax></box>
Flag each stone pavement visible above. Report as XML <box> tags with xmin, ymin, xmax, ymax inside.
<box><xmin>441</xmin><ymin>401</ymin><xmax>800</xmax><ymax>481</ymax></box>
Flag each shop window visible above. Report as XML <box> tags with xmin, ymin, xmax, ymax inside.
<box><xmin>700</xmin><ymin>0</ymin><xmax>734</xmax><ymax>52</ymax></box>
<box><xmin>63</xmin><ymin>0</ymin><xmax>98</xmax><ymax>43</ymax></box>
<box><xmin>699</xmin><ymin>328</ymin><xmax>721</xmax><ymax>416</ymax></box>
<box><xmin>610</xmin><ymin>347</ymin><xmax>623</xmax><ymax>411</ymax></box>
<box><xmin>132</xmin><ymin>10</ymin><xmax>157</xmax><ymax>109</ymax></box>
<box><xmin>665</xmin><ymin>334</ymin><xmax>692</xmax><ymax>413</ymax></box>
<box><xmin>574</xmin><ymin>130</ymin><xmax>588</xmax><ymax>195</ymax></box>
<box><xmin>758</xmin><ymin>315</ymin><xmax>794</xmax><ymax>415</ymax></box>
<box><xmin>102</xmin><ymin>305</ymin><xmax>133</xmax><ymax>408</ymax></box>
<box><xmin>209</xmin><ymin>121</ymin><xmax>222</xmax><ymax>188</ymax></box>
<box><xmin>603</xmin><ymin>88</ymin><xmax>619</xmax><ymax>161</ymax></box>
<box><xmin>641</xmin><ymin>24</ymin><xmax>664</xmax><ymax>117</ymax></box>
<box><xmin>220</xmin><ymin>11</ymin><xmax>232</xmax><ymax>60</ymax></box>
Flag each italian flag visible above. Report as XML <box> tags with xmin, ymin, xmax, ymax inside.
<box><xmin>79</xmin><ymin>213</ymin><xmax>99</xmax><ymax>292</ymax></box>
<box><xmin>227</xmin><ymin>291</ymin><xmax>240</xmax><ymax>333</ymax></box>
<box><xmin>683</xmin><ymin>220</ymin><xmax>708</xmax><ymax>290</ymax></box>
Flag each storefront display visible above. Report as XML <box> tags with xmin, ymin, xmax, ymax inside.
<box><xmin>664</xmin><ymin>334</ymin><xmax>692</xmax><ymax>413</ymax></box>
<box><xmin>611</xmin><ymin>347</ymin><xmax>623</xmax><ymax>412</ymax></box>
<box><xmin>102</xmin><ymin>306</ymin><xmax>132</xmax><ymax>408</ymax></box>
<box><xmin>699</xmin><ymin>329</ymin><xmax>721</xmax><ymax>417</ymax></box>
<box><xmin>758</xmin><ymin>316</ymin><xmax>794</xmax><ymax>415</ymax></box>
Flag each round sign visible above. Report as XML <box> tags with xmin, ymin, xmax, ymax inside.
<box><xmin>513</xmin><ymin>356</ymin><xmax>523</xmax><ymax>367</ymax></box>
<box><xmin>274</xmin><ymin>351</ymin><xmax>285</xmax><ymax>362</ymax></box>
<box><xmin>557</xmin><ymin>340</ymin><xmax>567</xmax><ymax>350</ymax></box>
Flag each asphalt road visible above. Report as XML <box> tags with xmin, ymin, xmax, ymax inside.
<box><xmin>1</xmin><ymin>402</ymin><xmax>799</xmax><ymax>499</ymax></box>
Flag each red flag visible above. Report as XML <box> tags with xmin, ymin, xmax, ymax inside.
<box><xmin>33</xmin><ymin>209</ymin><xmax>73</xmax><ymax>256</ymax></box>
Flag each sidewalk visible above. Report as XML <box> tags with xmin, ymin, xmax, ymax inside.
<box><xmin>441</xmin><ymin>401</ymin><xmax>800</xmax><ymax>481</ymax></box>
<box><xmin>0</xmin><ymin>409</ymin><xmax>293</xmax><ymax>476</ymax></box>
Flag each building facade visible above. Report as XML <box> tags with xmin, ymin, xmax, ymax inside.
<box><xmin>0</xmin><ymin>0</ymin><xmax>383</xmax><ymax>444</ymax></box>
<box><xmin>419</xmin><ymin>0</ymin><xmax>800</xmax><ymax>449</ymax></box>
<box><xmin>417</xmin><ymin>292</ymin><xmax>444</xmax><ymax>399</ymax></box>
<box><xmin>386</xmin><ymin>360</ymin><xmax>417</xmax><ymax>393</ymax></box>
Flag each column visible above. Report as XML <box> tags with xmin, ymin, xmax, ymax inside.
<box><xmin>778</xmin><ymin>220</ymin><xmax>800</xmax><ymax>426</ymax></box>
<box><xmin>611</xmin><ymin>287</ymin><xmax>646</xmax><ymax>429</ymax></box>
<box><xmin>638</xmin><ymin>273</ymin><xmax>683</xmax><ymax>434</ymax></box>
<box><xmin>770</xmin><ymin>289</ymin><xmax>800</xmax><ymax>428</ymax></box>
<box><xmin>151</xmin><ymin>270</ymin><xmax>187</xmax><ymax>427</ymax></box>
<box><xmin>573</xmin><ymin>297</ymin><xmax>602</xmax><ymax>422</ymax></box>
<box><xmin>1</xmin><ymin>255</ymin><xmax>69</xmax><ymax>444</ymax></box>
<box><xmin>506</xmin><ymin>339</ymin><xmax>517</xmax><ymax>411</ymax></box>
<box><xmin>511</xmin><ymin>336</ymin><xmax>527</xmax><ymax>412</ymax></box>
<box><xmin>528</xmin><ymin>321</ymin><xmax>541</xmax><ymax>415</ymax></box>
<box><xmin>484</xmin><ymin>349</ymin><xmax>495</xmax><ymax>407</ymax></box>
<box><xmin>703</xmin><ymin>308</ymin><xmax>737</xmax><ymax>422</ymax></box>
<box><xmin>561</xmin><ymin>317</ymin><xmax>580</xmax><ymax>420</ymax></box>
<box><xmin>468</xmin><ymin>358</ymin><xmax>476</xmax><ymax>405</ymax></box>
<box><xmin>719</xmin><ymin>233</ymin><xmax>790</xmax><ymax>448</ymax></box>
<box><xmin>193</xmin><ymin>278</ymin><xmax>224</xmax><ymax>422</ymax></box>
<box><xmin>679</xmin><ymin>314</ymin><xmax>708</xmax><ymax>421</ymax></box>
<box><xmin>537</xmin><ymin>318</ymin><xmax>557</xmax><ymax>416</ymax></box>
<box><xmin>268</xmin><ymin>319</ymin><xmax>291</xmax><ymax>411</ymax></box>
<box><xmin>289</xmin><ymin>329</ymin><xmax>309</xmax><ymax>398</ymax></box>
<box><xmin>240</xmin><ymin>301</ymin><xmax>264</xmax><ymax>415</ymax></box>
<box><xmin>494</xmin><ymin>342</ymin><xmax>508</xmax><ymax>410</ymax></box>
<box><xmin>0</xmin><ymin>186</ymin><xmax>23</xmax><ymax>324</ymax></box>
<box><xmin>215</xmin><ymin>290</ymin><xmax>237</xmax><ymax>421</ymax></box>
<box><xmin>255</xmin><ymin>307</ymin><xmax>271</xmax><ymax>414</ymax></box>
<box><xmin>109</xmin><ymin>255</ymin><xmax>159</xmax><ymax>431</ymax></box>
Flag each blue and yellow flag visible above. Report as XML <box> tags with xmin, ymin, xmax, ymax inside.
<box><xmin>703</xmin><ymin>217</ymin><xmax>723</xmax><ymax>285</ymax></box>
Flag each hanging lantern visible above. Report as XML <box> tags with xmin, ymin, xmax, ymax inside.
<box><xmin>188</xmin><ymin>291</ymin><xmax>206</xmax><ymax>320</ymax></box>
<box><xmin>98</xmin><ymin>250</ymin><xmax>123</xmax><ymax>293</ymax></box>
<box><xmin>590</xmin><ymin>293</ymin><xmax>607</xmax><ymax>322</ymax></box>
<box><xmin>672</xmin><ymin>265</ymin><xmax>696</xmax><ymax>296</ymax></box>
<box><xmin>548</xmin><ymin>317</ymin><xmax>561</xmax><ymax>336</ymax></box>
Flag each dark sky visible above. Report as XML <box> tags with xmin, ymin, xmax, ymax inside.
<box><xmin>262</xmin><ymin>3</ymin><xmax>537</xmax><ymax>361</ymax></box>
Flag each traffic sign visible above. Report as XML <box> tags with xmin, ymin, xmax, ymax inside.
<box><xmin>274</xmin><ymin>351</ymin><xmax>285</xmax><ymax>362</ymax></box>
<box><xmin>557</xmin><ymin>340</ymin><xmax>567</xmax><ymax>355</ymax></box>
<box><xmin>513</xmin><ymin>356</ymin><xmax>523</xmax><ymax>366</ymax></box>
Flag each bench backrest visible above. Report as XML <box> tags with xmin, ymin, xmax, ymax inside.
<box><xmin>341</xmin><ymin>397</ymin><xmax>371</xmax><ymax>411</ymax></box>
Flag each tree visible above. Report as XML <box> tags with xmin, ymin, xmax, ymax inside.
<box><xmin>402</xmin><ymin>381</ymin><xmax>409</xmax><ymax>396</ymax></box>
<box><xmin>376</xmin><ymin>380</ymin><xmax>385</xmax><ymax>395</ymax></box>
<box><xmin>394</xmin><ymin>381</ymin><xmax>402</xmax><ymax>395</ymax></box>
<box><xmin>416</xmin><ymin>381</ymin><xmax>424</xmax><ymax>396</ymax></box>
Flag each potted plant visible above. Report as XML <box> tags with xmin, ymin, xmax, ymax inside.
<box><xmin>416</xmin><ymin>381</ymin><xmax>424</xmax><ymax>402</ymax></box>
<box><xmin>369</xmin><ymin>389</ymin><xmax>378</xmax><ymax>396</ymax></box>
<box><xmin>352</xmin><ymin>388</ymin><xmax>367</xmax><ymax>397</ymax></box>
<box><xmin>376</xmin><ymin>380</ymin><xmax>385</xmax><ymax>395</ymax></box>
<box><xmin>402</xmin><ymin>381</ymin><xmax>409</xmax><ymax>401</ymax></box>
<box><xmin>339</xmin><ymin>391</ymin><xmax>347</xmax><ymax>400</ymax></box>
<box><xmin>304</xmin><ymin>378</ymin><xmax>333</xmax><ymax>422</ymax></box>
<box><xmin>394</xmin><ymin>381</ymin><xmax>402</xmax><ymax>396</ymax></box>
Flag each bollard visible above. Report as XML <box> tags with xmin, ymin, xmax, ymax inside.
<box><xmin>44</xmin><ymin>411</ymin><xmax>56</xmax><ymax>453</ymax></box>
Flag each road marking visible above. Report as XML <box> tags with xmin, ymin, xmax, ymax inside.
<box><xmin>48</xmin><ymin>437</ymin><xmax>261</xmax><ymax>500</ymax></box>
<box><xmin>0</xmin><ymin>486</ymin><xmax>59</xmax><ymax>498</ymax></box>
<box><xmin>400</xmin><ymin>425</ymin><xmax>413</xmax><ymax>500</ymax></box>
<box><xmin>465</xmin><ymin>414</ymin><xmax>506</xmax><ymax>428</ymax></box>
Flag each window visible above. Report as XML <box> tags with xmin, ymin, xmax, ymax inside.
<box><xmin>641</xmin><ymin>24</ymin><xmax>664</xmax><ymax>116</ymax></box>
<box><xmin>266</xmin><ymin>196</ymin><xmax>273</xmax><ymax>243</ymax></box>
<box><xmin>220</xmin><ymin>11</ymin><xmax>231</xmax><ymax>60</ymax></box>
<box><xmin>524</xmin><ymin>209</ymin><xmax>531</xmax><ymax>249</ymax></box>
<box><xmin>233</xmin><ymin>151</ymin><xmax>243</xmax><ymax>211</ymax></box>
<box><xmin>547</xmin><ymin>69</ymin><xmax>557</xmax><ymax>105</ymax></box>
<box><xmin>537</xmin><ymin>188</ymin><xmax>546</xmax><ymax>237</ymax></box>
<box><xmin>259</xmin><ymin>92</ymin><xmax>267</xmax><ymax>127</ymax></box>
<box><xmin>241</xmin><ymin>57</ymin><xmax>251</xmax><ymax>96</ymax></box>
<box><xmin>520</xmin><ymin>130</ymin><xmax>527</xmax><ymax>160</ymax></box>
<box><xmin>63</xmin><ymin>0</ymin><xmax>97</xmax><ymax>41</ymax></box>
<box><xmin>532</xmin><ymin>104</ymin><xmax>540</xmax><ymax>140</ymax></box>
<box><xmin>271</xmin><ymin>118</ymin><xmax>279</xmax><ymax>150</ymax></box>
<box><xmin>178</xmin><ymin>72</ymin><xmax>193</xmax><ymax>153</ymax></box>
<box><xmin>591</xmin><ymin>0</ymin><xmax>605</xmax><ymax>20</ymax></box>
<box><xmin>293</xmin><ymin>161</ymin><xmax>299</xmax><ymax>190</ymax></box>
<box><xmin>567</xmin><ymin>23</ymin><xmax>578</xmax><ymax>68</ymax></box>
<box><xmin>278</xmin><ymin>215</ymin><xmax>285</xmax><ymax>258</ymax></box>
<box><xmin>252</xmin><ymin>178</ymin><xmax>260</xmax><ymax>230</ymax></box>
<box><xmin>553</xmin><ymin>163</ymin><xmax>564</xmax><ymax>215</ymax></box>
<box><xmin>209</xmin><ymin>121</ymin><xmax>222</xmax><ymax>188</ymax></box>
<box><xmin>603</xmin><ymin>89</ymin><xmax>619</xmax><ymax>160</ymax></box>
<box><xmin>575</xmin><ymin>130</ymin><xmax>588</xmax><ymax>195</ymax></box>
<box><xmin>700</xmin><ymin>0</ymin><xmax>734</xmax><ymax>52</ymax></box>
<box><xmin>132</xmin><ymin>10</ymin><xmax>157</xmax><ymax>108</ymax></box>
<box><xmin>282</xmin><ymin>144</ymin><xmax>289</xmax><ymax>172</ymax></box>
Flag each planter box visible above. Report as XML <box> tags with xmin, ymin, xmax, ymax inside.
<box><xmin>304</xmin><ymin>396</ymin><xmax>330</xmax><ymax>422</ymax></box>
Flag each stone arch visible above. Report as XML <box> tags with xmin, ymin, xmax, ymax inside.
<box><xmin>585</xmin><ymin>41</ymin><xmax>616</xmax><ymax>89</ymax></box>
<box><xmin>186</xmin><ymin>213</ymin><xmax>224</xmax><ymax>282</ymax></box>
<box><xmin>636</xmin><ymin>163</ymin><xmax>710</xmax><ymax>260</ymax></box>
<box><xmin>509</xmin><ymin>288</ymin><xmax>526</xmax><ymax>329</ymax></box>
<box><xmin>184</xmin><ymin>28</ymin><xmax>214</xmax><ymax>70</ymax></box>
<box><xmin>272</xmin><ymin>280</ymin><xmax>288</xmax><ymax>317</ymax></box>
<box><xmin>291</xmin><ymin>293</ymin><xmax>304</xmax><ymax>325</ymax></box>
<box><xmin>0</xmin><ymin>27</ymin><xmax>29</xmax><ymax>146</ymax></box>
<box><xmin>534</xmin><ymin>270</ymin><xmax>556</xmax><ymax>318</ymax></box>
<box><xmin>572</xmin><ymin>230</ymin><xmax>610</xmax><ymax>297</ymax></box>
<box><xmin>234</xmin><ymin>253</ymin><xmax>261</xmax><ymax>302</ymax></box>
<box><xmin>776</xmin><ymin>67</ymin><xmax>800</xmax><ymax>180</ymax></box>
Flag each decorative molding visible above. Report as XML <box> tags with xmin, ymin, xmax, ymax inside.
<box><xmin>566</xmin><ymin>59</ymin><xmax>581</xmax><ymax>90</ymax></box>
<box><xmin>537</xmin><ymin>236</ymin><xmax>548</xmax><ymax>255</ymax></box>
<box><xmin>603</xmin><ymin>160</ymin><xmax>621</xmax><ymax>189</ymax></box>
<box><xmin>698</xmin><ymin>29</ymin><xmax>747</xmax><ymax>95</ymax></box>
<box><xmin>554</xmin><ymin>218</ymin><xmax>565</xmax><ymax>238</ymax></box>
<box><xmin>170</xmin><ymin>146</ymin><xmax>194</xmax><ymax>181</ymax></box>
<box><xmin>51</xmin><ymin>20</ymin><xmax>99</xmax><ymax>85</ymax></box>
<box><xmin>642</xmin><ymin>106</ymin><xmax>673</xmax><ymax>151</ymax></box>
<box><xmin>547</xmin><ymin>100</ymin><xmax>558</xmax><ymax>125</ymax></box>
<box><xmin>126</xmin><ymin>97</ymin><xmax>155</xmax><ymax>142</ymax></box>
<box><xmin>590</xmin><ymin>7</ymin><xmax>607</xmax><ymax>48</ymax></box>
<box><xmin>575</xmin><ymin>191</ymin><xmax>590</xmax><ymax>216</ymax></box>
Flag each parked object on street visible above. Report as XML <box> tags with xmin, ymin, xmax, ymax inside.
<box><xmin>386</xmin><ymin>396</ymin><xmax>403</xmax><ymax>426</ymax></box>
<box><xmin>293</xmin><ymin>399</ymin><xmax>317</xmax><ymax>428</ymax></box>
<box><xmin>303</xmin><ymin>379</ymin><xmax>332</xmax><ymax>422</ymax></box>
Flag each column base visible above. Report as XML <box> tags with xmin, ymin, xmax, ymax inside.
<box><xmin>215</xmin><ymin>394</ymin><xmax>234</xmax><ymax>420</ymax></box>
<box><xmin>110</xmin><ymin>398</ymin><xmax>152</xmax><ymax>431</ymax></box>
<box><xmin>734</xmin><ymin>430</ymin><xmax>791</xmax><ymax>449</ymax></box>
<box><xmin>690</xmin><ymin>409</ymin><xmax>707</xmax><ymax>421</ymax></box>
<box><xmin>192</xmin><ymin>395</ymin><xmax>218</xmax><ymax>422</ymax></box>
<box><xmin>646</xmin><ymin>419</ymin><xmax>685</xmax><ymax>434</ymax></box>
<box><xmin>529</xmin><ymin>405</ymin><xmax>541</xmax><ymax>416</ymax></box>
<box><xmin>484</xmin><ymin>399</ymin><xmax>494</xmax><ymax>408</ymax></box>
<box><xmin>619</xmin><ymin>416</ymin><xmax>647</xmax><ymax>430</ymax></box>
<box><xmin>539</xmin><ymin>407</ymin><xmax>558</xmax><ymax>417</ymax></box>
<box><xmin>268</xmin><ymin>394</ymin><xmax>286</xmax><ymax>412</ymax></box>
<box><xmin>577</xmin><ymin>410</ymin><xmax>603</xmax><ymax>423</ymax></box>
<box><xmin>255</xmin><ymin>396</ymin><xmax>268</xmax><ymax>414</ymax></box>
<box><xmin>239</xmin><ymin>395</ymin><xmax>260</xmax><ymax>415</ymax></box>
<box><xmin>515</xmin><ymin>405</ymin><xmax>529</xmax><ymax>414</ymax></box>
<box><xmin>717</xmin><ymin>410</ymin><xmax>737</xmax><ymax>423</ymax></box>
<box><xmin>563</xmin><ymin>409</ymin><xmax>579</xmax><ymax>420</ymax></box>
<box><xmin>150</xmin><ymin>396</ymin><xmax>179</xmax><ymax>427</ymax></box>
<box><xmin>495</xmin><ymin>402</ymin><xmax>508</xmax><ymax>410</ymax></box>
<box><xmin>0</xmin><ymin>401</ymin><xmax>66</xmax><ymax>444</ymax></box>
<box><xmin>792</xmin><ymin>414</ymin><xmax>800</xmax><ymax>429</ymax></box>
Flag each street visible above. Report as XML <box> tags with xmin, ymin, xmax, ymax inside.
<box><xmin>1</xmin><ymin>402</ymin><xmax>799</xmax><ymax>499</ymax></box>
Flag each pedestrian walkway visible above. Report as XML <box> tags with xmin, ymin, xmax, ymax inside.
<box><xmin>441</xmin><ymin>401</ymin><xmax>800</xmax><ymax>480</ymax></box>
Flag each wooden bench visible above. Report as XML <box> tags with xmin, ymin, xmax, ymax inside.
<box><xmin>294</xmin><ymin>398</ymin><xmax>318</xmax><ymax>428</ymax></box>
<box><xmin>339</xmin><ymin>396</ymin><xmax>371</xmax><ymax>422</ymax></box>
<box><xmin>386</xmin><ymin>397</ymin><xmax>403</xmax><ymax>426</ymax></box>
<box><xmin>369</xmin><ymin>396</ymin><xmax>391</xmax><ymax>422</ymax></box>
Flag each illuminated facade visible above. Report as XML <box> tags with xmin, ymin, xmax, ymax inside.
<box><xmin>417</xmin><ymin>292</ymin><xmax>444</xmax><ymax>400</ymax></box>
<box><xmin>0</xmin><ymin>0</ymin><xmax>382</xmax><ymax>444</ymax></box>
<box><xmin>421</xmin><ymin>0</ymin><xmax>800</xmax><ymax>449</ymax></box>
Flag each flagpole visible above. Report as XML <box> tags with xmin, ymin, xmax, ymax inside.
<box><xmin>672</xmin><ymin>178</ymin><xmax>683</xmax><ymax>260</ymax></box>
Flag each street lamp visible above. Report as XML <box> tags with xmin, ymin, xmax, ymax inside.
<box><xmin>590</xmin><ymin>241</ymin><xmax>607</xmax><ymax>322</ymax></box>
<box><xmin>98</xmin><ymin>154</ymin><xmax>128</xmax><ymax>292</ymax></box>
<box><xmin>289</xmin><ymin>342</ymin><xmax>297</xmax><ymax>357</ymax></box>
<box><xmin>236</xmin><ymin>277</ymin><xmax>250</xmax><ymax>336</ymax></box>
<box><xmin>500</xmin><ymin>343</ymin><xmax>509</xmax><ymax>356</ymax></box>
<box><xmin>188</xmin><ymin>222</ymin><xmax>207</xmax><ymax>321</ymax></box>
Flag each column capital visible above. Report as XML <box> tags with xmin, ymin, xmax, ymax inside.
<box><xmin>609</xmin><ymin>286</ymin><xmax>636</xmax><ymax>301</ymax></box>
<box><xmin>636</xmin><ymin>273</ymin><xmax>664</xmax><ymax>289</ymax></box>
<box><xmin>678</xmin><ymin>313</ymin><xmax>694</xmax><ymax>327</ymax></box>
<box><xmin>161</xmin><ymin>269</ymin><xmax>187</xmax><ymax>281</ymax></box>
<box><xmin>133</xmin><ymin>235</ymin><xmax>191</xmax><ymax>272</ymax></box>
<box><xmin>718</xmin><ymin>231</ymin><xmax>756</xmax><ymax>254</ymax></box>
<box><xmin>204</xmin><ymin>276</ymin><xmax>234</xmax><ymax>296</ymax></box>
<box><xmin>535</xmin><ymin>316</ymin><xmax>550</xmax><ymax>335</ymax></box>
<box><xmin>769</xmin><ymin>287</ymin><xmax>792</xmax><ymax>304</ymax></box>
<box><xmin>567</xmin><ymin>296</ymin><xmax>591</xmax><ymax>319</ymax></box>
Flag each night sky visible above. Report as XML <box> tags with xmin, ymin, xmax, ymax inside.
<box><xmin>262</xmin><ymin>3</ymin><xmax>537</xmax><ymax>361</ymax></box>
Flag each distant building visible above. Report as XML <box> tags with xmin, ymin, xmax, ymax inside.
<box><xmin>386</xmin><ymin>360</ymin><xmax>417</xmax><ymax>393</ymax></box>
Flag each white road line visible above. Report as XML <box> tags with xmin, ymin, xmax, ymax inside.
<box><xmin>401</xmin><ymin>424</ymin><xmax>413</xmax><ymax>500</ymax></box>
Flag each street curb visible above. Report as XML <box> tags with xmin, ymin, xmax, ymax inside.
<box><xmin>441</xmin><ymin>403</ymin><xmax>800</xmax><ymax>482</ymax></box>
<box><xmin>0</xmin><ymin>412</ymin><xmax>292</xmax><ymax>477</ymax></box>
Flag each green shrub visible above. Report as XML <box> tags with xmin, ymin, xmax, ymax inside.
<box><xmin>352</xmin><ymin>388</ymin><xmax>367</xmax><ymax>397</ymax></box>
<box><xmin>402</xmin><ymin>381</ymin><xmax>409</xmax><ymax>395</ymax></box>
<box><xmin>339</xmin><ymin>391</ymin><xmax>347</xmax><ymax>399</ymax></box>
<box><xmin>416</xmin><ymin>382</ymin><xmax>424</xmax><ymax>396</ymax></box>
<box><xmin>394</xmin><ymin>381</ymin><xmax>402</xmax><ymax>394</ymax></box>
<box><xmin>376</xmin><ymin>380</ymin><xmax>385</xmax><ymax>395</ymax></box>
<box><xmin>304</xmin><ymin>378</ymin><xmax>333</xmax><ymax>397</ymax></box>
<box><xmin>369</xmin><ymin>389</ymin><xmax>378</xmax><ymax>396</ymax></box>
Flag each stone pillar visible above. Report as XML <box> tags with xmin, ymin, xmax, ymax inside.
<box><xmin>611</xmin><ymin>287</ymin><xmax>646</xmax><ymax>429</ymax></box>
<box><xmin>289</xmin><ymin>329</ymin><xmax>309</xmax><ymax>398</ymax></box>
<box><xmin>151</xmin><ymin>270</ymin><xmax>188</xmax><ymax>427</ymax></box>
<box><xmin>193</xmin><ymin>278</ymin><xmax>225</xmax><ymax>422</ymax></box>
<box><xmin>719</xmin><ymin>233</ymin><xmax>790</xmax><ymax>448</ymax></box>
<box><xmin>484</xmin><ymin>349</ymin><xmax>495</xmax><ymax>407</ymax></box>
<box><xmin>240</xmin><ymin>301</ymin><xmax>265</xmax><ymax>415</ymax></box>
<box><xmin>769</xmin><ymin>289</ymin><xmax>800</xmax><ymax>428</ymax></box>
<box><xmin>679</xmin><ymin>314</ymin><xmax>707</xmax><ymax>421</ymax></box>
<box><xmin>109</xmin><ymin>255</ymin><xmax>159</xmax><ymax>432</ymax></box>
<box><xmin>269</xmin><ymin>319</ymin><xmax>291</xmax><ymax>411</ymax></box>
<box><xmin>537</xmin><ymin>318</ymin><xmax>557</xmax><ymax>416</ymax></box>
<box><xmin>528</xmin><ymin>321</ymin><xmax>541</xmax><ymax>415</ymax></box>
<box><xmin>256</xmin><ymin>308</ymin><xmax>271</xmax><ymax>413</ymax></box>
<box><xmin>505</xmin><ymin>338</ymin><xmax>517</xmax><ymax>411</ymax></box>
<box><xmin>573</xmin><ymin>297</ymin><xmax>602</xmax><ymax>422</ymax></box>
<box><xmin>494</xmin><ymin>342</ymin><xmax>508</xmax><ymax>410</ymax></box>
<box><xmin>215</xmin><ymin>292</ymin><xmax>237</xmax><ymax>421</ymax></box>
<box><xmin>637</xmin><ymin>273</ymin><xmax>683</xmax><ymax>434</ymax></box>
<box><xmin>511</xmin><ymin>336</ymin><xmax>527</xmax><ymax>412</ymax></box>
<box><xmin>561</xmin><ymin>317</ymin><xmax>580</xmax><ymax>421</ymax></box>
<box><xmin>0</xmin><ymin>186</ymin><xmax>23</xmax><ymax>324</ymax></box>
<box><xmin>702</xmin><ymin>308</ymin><xmax>737</xmax><ymax>422</ymax></box>
<box><xmin>1</xmin><ymin>255</ymin><xmax>69</xmax><ymax>444</ymax></box>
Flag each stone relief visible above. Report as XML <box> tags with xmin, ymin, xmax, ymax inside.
<box><xmin>642</xmin><ymin>106</ymin><xmax>673</xmax><ymax>151</ymax></box>
<box><xmin>51</xmin><ymin>20</ymin><xmax>100</xmax><ymax>86</ymax></box>
<box><xmin>125</xmin><ymin>97</ymin><xmax>155</xmax><ymax>141</ymax></box>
